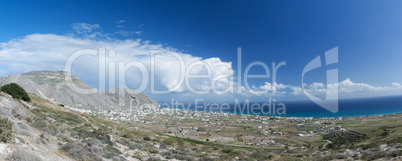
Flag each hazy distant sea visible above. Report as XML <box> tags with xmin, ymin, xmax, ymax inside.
<box><xmin>160</xmin><ymin>95</ymin><xmax>402</xmax><ymax>117</ymax></box>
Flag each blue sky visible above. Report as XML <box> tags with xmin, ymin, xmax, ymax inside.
<box><xmin>1</xmin><ymin>0</ymin><xmax>402</xmax><ymax>102</ymax></box>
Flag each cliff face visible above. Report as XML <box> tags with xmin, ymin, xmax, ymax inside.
<box><xmin>0</xmin><ymin>71</ymin><xmax>159</xmax><ymax>108</ymax></box>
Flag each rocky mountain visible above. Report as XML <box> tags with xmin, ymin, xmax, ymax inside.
<box><xmin>0</xmin><ymin>71</ymin><xmax>159</xmax><ymax>108</ymax></box>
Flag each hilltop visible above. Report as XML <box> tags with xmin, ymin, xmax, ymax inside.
<box><xmin>0</xmin><ymin>71</ymin><xmax>158</xmax><ymax>108</ymax></box>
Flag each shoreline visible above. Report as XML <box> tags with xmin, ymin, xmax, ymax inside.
<box><xmin>159</xmin><ymin>106</ymin><xmax>402</xmax><ymax>119</ymax></box>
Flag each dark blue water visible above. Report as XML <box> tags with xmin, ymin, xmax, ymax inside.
<box><xmin>160</xmin><ymin>95</ymin><xmax>402</xmax><ymax>117</ymax></box>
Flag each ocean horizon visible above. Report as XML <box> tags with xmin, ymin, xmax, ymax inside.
<box><xmin>160</xmin><ymin>95</ymin><xmax>402</xmax><ymax>118</ymax></box>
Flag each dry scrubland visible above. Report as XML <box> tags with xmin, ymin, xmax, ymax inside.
<box><xmin>0</xmin><ymin>91</ymin><xmax>401</xmax><ymax>160</ymax></box>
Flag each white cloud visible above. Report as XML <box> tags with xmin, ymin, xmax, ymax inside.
<box><xmin>240</xmin><ymin>78</ymin><xmax>402</xmax><ymax>99</ymax></box>
<box><xmin>113</xmin><ymin>21</ymin><xmax>144</xmax><ymax>36</ymax></box>
<box><xmin>300</xmin><ymin>78</ymin><xmax>402</xmax><ymax>97</ymax></box>
<box><xmin>71</xmin><ymin>23</ymin><xmax>101</xmax><ymax>35</ymax></box>
<box><xmin>115</xmin><ymin>20</ymin><xmax>127</xmax><ymax>28</ymax></box>
<box><xmin>392</xmin><ymin>82</ymin><xmax>401</xmax><ymax>87</ymax></box>
<box><xmin>0</xmin><ymin>25</ymin><xmax>235</xmax><ymax>95</ymax></box>
<box><xmin>116</xmin><ymin>20</ymin><xmax>126</xmax><ymax>24</ymax></box>
<box><xmin>244</xmin><ymin>82</ymin><xmax>289</xmax><ymax>96</ymax></box>
<box><xmin>115</xmin><ymin>30</ymin><xmax>143</xmax><ymax>36</ymax></box>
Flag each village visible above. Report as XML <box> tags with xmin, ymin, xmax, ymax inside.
<box><xmin>64</xmin><ymin>104</ymin><xmax>354</xmax><ymax>150</ymax></box>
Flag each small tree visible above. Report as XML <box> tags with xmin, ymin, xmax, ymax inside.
<box><xmin>0</xmin><ymin>83</ymin><xmax>31</xmax><ymax>102</ymax></box>
<box><xmin>0</xmin><ymin>117</ymin><xmax>14</xmax><ymax>143</ymax></box>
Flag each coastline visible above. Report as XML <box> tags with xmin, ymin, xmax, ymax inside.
<box><xmin>159</xmin><ymin>105</ymin><xmax>402</xmax><ymax>118</ymax></box>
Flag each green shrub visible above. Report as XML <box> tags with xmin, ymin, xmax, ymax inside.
<box><xmin>25</xmin><ymin>117</ymin><xmax>32</xmax><ymax>123</ymax></box>
<box><xmin>7</xmin><ymin>149</ymin><xmax>43</xmax><ymax>161</ymax></box>
<box><xmin>387</xmin><ymin>150</ymin><xmax>402</xmax><ymax>158</ymax></box>
<box><xmin>149</xmin><ymin>149</ymin><xmax>159</xmax><ymax>154</ymax></box>
<box><xmin>334</xmin><ymin>154</ymin><xmax>348</xmax><ymax>159</ymax></box>
<box><xmin>61</xmin><ymin>136</ymin><xmax>73</xmax><ymax>143</ymax></box>
<box><xmin>0</xmin><ymin>83</ymin><xmax>31</xmax><ymax>102</ymax></box>
<box><xmin>221</xmin><ymin>148</ymin><xmax>242</xmax><ymax>156</ymax></box>
<box><xmin>92</xmin><ymin>128</ymin><xmax>112</xmax><ymax>145</ymax></box>
<box><xmin>361</xmin><ymin>150</ymin><xmax>387</xmax><ymax>161</ymax></box>
<box><xmin>62</xmin><ymin>143</ymin><xmax>102</xmax><ymax>161</ymax></box>
<box><xmin>360</xmin><ymin>143</ymin><xmax>378</xmax><ymax>150</ymax></box>
<box><xmin>250</xmin><ymin>150</ymin><xmax>274</xmax><ymax>160</ymax></box>
<box><xmin>48</xmin><ymin>124</ymin><xmax>60</xmax><ymax>133</ymax></box>
<box><xmin>0</xmin><ymin>117</ymin><xmax>14</xmax><ymax>143</ymax></box>
<box><xmin>32</xmin><ymin>117</ymin><xmax>47</xmax><ymax>128</ymax></box>
<box><xmin>162</xmin><ymin>151</ymin><xmax>173</xmax><ymax>159</ymax></box>
<box><xmin>122</xmin><ymin>132</ymin><xmax>134</xmax><ymax>139</ymax></box>
<box><xmin>163</xmin><ymin>138</ymin><xmax>176</xmax><ymax>145</ymax></box>
<box><xmin>103</xmin><ymin>145</ymin><xmax>122</xmax><ymax>159</ymax></box>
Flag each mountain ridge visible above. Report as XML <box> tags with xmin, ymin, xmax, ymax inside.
<box><xmin>0</xmin><ymin>71</ymin><xmax>159</xmax><ymax>108</ymax></box>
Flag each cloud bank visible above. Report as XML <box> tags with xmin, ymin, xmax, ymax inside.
<box><xmin>244</xmin><ymin>78</ymin><xmax>402</xmax><ymax>99</ymax></box>
<box><xmin>0</xmin><ymin>23</ymin><xmax>235</xmax><ymax>96</ymax></box>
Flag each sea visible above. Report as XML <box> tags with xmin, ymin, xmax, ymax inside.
<box><xmin>160</xmin><ymin>95</ymin><xmax>402</xmax><ymax>118</ymax></box>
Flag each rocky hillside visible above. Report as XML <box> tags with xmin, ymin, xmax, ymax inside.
<box><xmin>0</xmin><ymin>92</ymin><xmax>72</xmax><ymax>160</ymax></box>
<box><xmin>0</xmin><ymin>71</ymin><xmax>158</xmax><ymax>108</ymax></box>
<box><xmin>0</xmin><ymin>90</ymin><xmax>167</xmax><ymax>160</ymax></box>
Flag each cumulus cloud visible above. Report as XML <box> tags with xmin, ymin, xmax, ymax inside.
<box><xmin>241</xmin><ymin>78</ymin><xmax>402</xmax><ymax>99</ymax></box>
<box><xmin>115</xmin><ymin>30</ymin><xmax>143</xmax><ymax>36</ymax></box>
<box><xmin>116</xmin><ymin>20</ymin><xmax>126</xmax><ymax>24</ymax></box>
<box><xmin>71</xmin><ymin>23</ymin><xmax>102</xmax><ymax>36</ymax></box>
<box><xmin>0</xmin><ymin>24</ymin><xmax>234</xmax><ymax>95</ymax></box>
<box><xmin>244</xmin><ymin>82</ymin><xmax>289</xmax><ymax>96</ymax></box>
<box><xmin>113</xmin><ymin>20</ymin><xmax>144</xmax><ymax>36</ymax></box>
<box><xmin>302</xmin><ymin>78</ymin><xmax>402</xmax><ymax>96</ymax></box>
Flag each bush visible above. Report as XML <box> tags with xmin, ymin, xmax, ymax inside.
<box><xmin>361</xmin><ymin>150</ymin><xmax>386</xmax><ymax>160</ymax></box>
<box><xmin>278</xmin><ymin>155</ymin><xmax>301</xmax><ymax>161</ymax></box>
<box><xmin>32</xmin><ymin>117</ymin><xmax>47</xmax><ymax>129</ymax></box>
<box><xmin>0</xmin><ymin>83</ymin><xmax>31</xmax><ymax>102</ymax></box>
<box><xmin>387</xmin><ymin>150</ymin><xmax>402</xmax><ymax>158</ymax></box>
<box><xmin>122</xmin><ymin>132</ymin><xmax>134</xmax><ymax>139</ymax></box>
<box><xmin>7</xmin><ymin>150</ymin><xmax>43</xmax><ymax>161</ymax></box>
<box><xmin>250</xmin><ymin>150</ymin><xmax>274</xmax><ymax>160</ymax></box>
<box><xmin>163</xmin><ymin>138</ymin><xmax>176</xmax><ymax>145</ymax></box>
<box><xmin>221</xmin><ymin>148</ymin><xmax>242</xmax><ymax>156</ymax></box>
<box><xmin>199</xmin><ymin>156</ymin><xmax>213</xmax><ymax>161</ymax></box>
<box><xmin>147</xmin><ymin>157</ymin><xmax>162</xmax><ymax>161</ymax></box>
<box><xmin>143</xmin><ymin>136</ymin><xmax>151</xmax><ymax>141</ymax></box>
<box><xmin>25</xmin><ymin>117</ymin><xmax>32</xmax><ymax>123</ymax></box>
<box><xmin>334</xmin><ymin>154</ymin><xmax>348</xmax><ymax>159</ymax></box>
<box><xmin>92</xmin><ymin>128</ymin><xmax>112</xmax><ymax>145</ymax></box>
<box><xmin>161</xmin><ymin>151</ymin><xmax>173</xmax><ymax>159</ymax></box>
<box><xmin>62</xmin><ymin>143</ymin><xmax>102</xmax><ymax>161</ymax></box>
<box><xmin>103</xmin><ymin>145</ymin><xmax>122</xmax><ymax>159</ymax></box>
<box><xmin>0</xmin><ymin>117</ymin><xmax>14</xmax><ymax>143</ymax></box>
<box><xmin>149</xmin><ymin>149</ymin><xmax>159</xmax><ymax>154</ymax></box>
<box><xmin>360</xmin><ymin>143</ymin><xmax>378</xmax><ymax>150</ymax></box>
